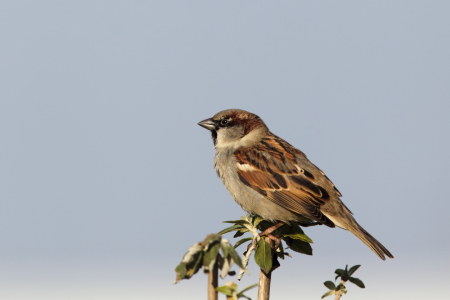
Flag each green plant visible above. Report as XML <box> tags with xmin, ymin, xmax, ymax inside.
<box><xmin>321</xmin><ymin>264</ymin><xmax>365</xmax><ymax>299</ymax></box>
<box><xmin>174</xmin><ymin>233</ymin><xmax>245</xmax><ymax>283</ymax></box>
<box><xmin>217</xmin><ymin>281</ymin><xmax>258</xmax><ymax>300</ymax></box>
<box><xmin>218</xmin><ymin>215</ymin><xmax>314</xmax><ymax>277</ymax></box>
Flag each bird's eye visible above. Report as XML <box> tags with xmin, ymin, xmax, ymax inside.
<box><xmin>220</xmin><ymin>119</ymin><xmax>229</xmax><ymax>126</ymax></box>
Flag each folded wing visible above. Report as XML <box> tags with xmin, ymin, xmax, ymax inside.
<box><xmin>235</xmin><ymin>136</ymin><xmax>335</xmax><ymax>227</ymax></box>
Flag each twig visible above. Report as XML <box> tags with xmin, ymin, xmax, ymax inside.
<box><xmin>334</xmin><ymin>280</ymin><xmax>345</xmax><ymax>300</ymax></box>
<box><xmin>208</xmin><ymin>262</ymin><xmax>218</xmax><ymax>300</ymax></box>
<box><xmin>237</xmin><ymin>217</ymin><xmax>261</xmax><ymax>280</ymax></box>
<box><xmin>238</xmin><ymin>236</ymin><xmax>258</xmax><ymax>280</ymax></box>
<box><xmin>257</xmin><ymin>237</ymin><xmax>274</xmax><ymax>300</ymax></box>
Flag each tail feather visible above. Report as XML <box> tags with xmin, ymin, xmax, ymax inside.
<box><xmin>348</xmin><ymin>225</ymin><xmax>394</xmax><ymax>260</ymax></box>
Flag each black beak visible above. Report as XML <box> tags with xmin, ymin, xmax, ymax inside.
<box><xmin>198</xmin><ymin>118</ymin><xmax>216</xmax><ymax>131</ymax></box>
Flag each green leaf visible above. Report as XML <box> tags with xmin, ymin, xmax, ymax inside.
<box><xmin>218</xmin><ymin>224</ymin><xmax>245</xmax><ymax>235</ymax></box>
<box><xmin>216</xmin><ymin>286</ymin><xmax>234</xmax><ymax>296</ymax></box>
<box><xmin>321</xmin><ymin>290</ymin><xmax>335</xmax><ymax>299</ymax></box>
<box><xmin>324</xmin><ymin>281</ymin><xmax>336</xmax><ymax>290</ymax></box>
<box><xmin>254</xmin><ymin>238</ymin><xmax>272</xmax><ymax>274</ymax></box>
<box><xmin>203</xmin><ymin>242</ymin><xmax>220</xmax><ymax>271</ymax></box>
<box><xmin>282</xmin><ymin>233</ymin><xmax>313</xmax><ymax>243</ymax></box>
<box><xmin>221</xmin><ymin>239</ymin><xmax>244</xmax><ymax>269</ymax></box>
<box><xmin>233</xmin><ymin>230</ymin><xmax>246</xmax><ymax>238</ymax></box>
<box><xmin>184</xmin><ymin>251</ymin><xmax>204</xmax><ymax>278</ymax></box>
<box><xmin>335</xmin><ymin>269</ymin><xmax>344</xmax><ymax>275</ymax></box>
<box><xmin>286</xmin><ymin>238</ymin><xmax>312</xmax><ymax>255</ymax></box>
<box><xmin>349</xmin><ymin>277</ymin><xmax>365</xmax><ymax>288</ymax></box>
<box><xmin>238</xmin><ymin>283</ymin><xmax>258</xmax><ymax>295</ymax></box>
<box><xmin>228</xmin><ymin>246</ymin><xmax>244</xmax><ymax>269</ymax></box>
<box><xmin>223</xmin><ymin>219</ymin><xmax>251</xmax><ymax>225</ymax></box>
<box><xmin>221</xmin><ymin>241</ymin><xmax>231</xmax><ymax>258</ymax></box>
<box><xmin>220</xmin><ymin>256</ymin><xmax>232</xmax><ymax>279</ymax></box>
<box><xmin>174</xmin><ymin>242</ymin><xmax>204</xmax><ymax>282</ymax></box>
<box><xmin>234</xmin><ymin>237</ymin><xmax>253</xmax><ymax>249</ymax></box>
<box><xmin>348</xmin><ymin>265</ymin><xmax>361</xmax><ymax>276</ymax></box>
<box><xmin>174</xmin><ymin>263</ymin><xmax>186</xmax><ymax>283</ymax></box>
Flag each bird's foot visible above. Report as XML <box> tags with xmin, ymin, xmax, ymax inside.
<box><xmin>266</xmin><ymin>234</ymin><xmax>281</xmax><ymax>248</ymax></box>
<box><xmin>259</xmin><ymin>221</ymin><xmax>284</xmax><ymax>249</ymax></box>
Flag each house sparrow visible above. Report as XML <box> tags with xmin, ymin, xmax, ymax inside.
<box><xmin>198</xmin><ymin>109</ymin><xmax>393</xmax><ymax>260</ymax></box>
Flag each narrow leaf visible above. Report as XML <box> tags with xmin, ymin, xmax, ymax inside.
<box><xmin>223</xmin><ymin>220</ymin><xmax>251</xmax><ymax>225</ymax></box>
<box><xmin>225</xmin><ymin>243</ymin><xmax>244</xmax><ymax>269</ymax></box>
<box><xmin>324</xmin><ymin>281</ymin><xmax>336</xmax><ymax>290</ymax></box>
<box><xmin>218</xmin><ymin>224</ymin><xmax>245</xmax><ymax>235</ymax></box>
<box><xmin>234</xmin><ymin>237</ymin><xmax>253</xmax><ymax>249</ymax></box>
<box><xmin>220</xmin><ymin>256</ymin><xmax>232</xmax><ymax>279</ymax></box>
<box><xmin>174</xmin><ymin>263</ymin><xmax>186</xmax><ymax>283</ymax></box>
<box><xmin>233</xmin><ymin>230</ymin><xmax>246</xmax><ymax>238</ymax></box>
<box><xmin>321</xmin><ymin>290</ymin><xmax>335</xmax><ymax>299</ymax></box>
<box><xmin>254</xmin><ymin>238</ymin><xmax>272</xmax><ymax>274</ymax></box>
<box><xmin>335</xmin><ymin>269</ymin><xmax>344</xmax><ymax>275</ymax></box>
<box><xmin>349</xmin><ymin>277</ymin><xmax>365</xmax><ymax>288</ymax></box>
<box><xmin>216</xmin><ymin>286</ymin><xmax>233</xmax><ymax>296</ymax></box>
<box><xmin>348</xmin><ymin>265</ymin><xmax>361</xmax><ymax>276</ymax></box>
<box><xmin>203</xmin><ymin>242</ymin><xmax>220</xmax><ymax>271</ymax></box>
<box><xmin>221</xmin><ymin>240</ymin><xmax>231</xmax><ymax>259</ymax></box>
<box><xmin>238</xmin><ymin>283</ymin><xmax>258</xmax><ymax>294</ymax></box>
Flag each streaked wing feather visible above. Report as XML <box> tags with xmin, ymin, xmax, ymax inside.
<box><xmin>235</xmin><ymin>137</ymin><xmax>335</xmax><ymax>227</ymax></box>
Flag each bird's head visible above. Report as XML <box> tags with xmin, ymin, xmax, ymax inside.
<box><xmin>198</xmin><ymin>109</ymin><xmax>268</xmax><ymax>150</ymax></box>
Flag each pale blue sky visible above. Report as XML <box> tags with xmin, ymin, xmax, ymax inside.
<box><xmin>1</xmin><ymin>1</ymin><xmax>449</xmax><ymax>299</ymax></box>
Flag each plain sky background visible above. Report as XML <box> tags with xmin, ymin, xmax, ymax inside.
<box><xmin>1</xmin><ymin>1</ymin><xmax>449</xmax><ymax>299</ymax></box>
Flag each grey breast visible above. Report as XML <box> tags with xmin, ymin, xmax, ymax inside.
<box><xmin>214</xmin><ymin>149</ymin><xmax>310</xmax><ymax>223</ymax></box>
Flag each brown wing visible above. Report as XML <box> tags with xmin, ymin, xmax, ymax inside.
<box><xmin>235</xmin><ymin>136</ymin><xmax>335</xmax><ymax>227</ymax></box>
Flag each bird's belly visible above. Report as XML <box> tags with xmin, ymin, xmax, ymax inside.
<box><xmin>214</xmin><ymin>151</ymin><xmax>310</xmax><ymax>224</ymax></box>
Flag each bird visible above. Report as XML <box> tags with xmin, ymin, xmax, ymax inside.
<box><xmin>198</xmin><ymin>109</ymin><xmax>393</xmax><ymax>260</ymax></box>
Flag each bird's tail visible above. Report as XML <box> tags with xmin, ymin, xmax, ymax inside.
<box><xmin>348</xmin><ymin>224</ymin><xmax>394</xmax><ymax>260</ymax></box>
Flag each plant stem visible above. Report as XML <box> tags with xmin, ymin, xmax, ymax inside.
<box><xmin>238</xmin><ymin>236</ymin><xmax>258</xmax><ymax>280</ymax></box>
<box><xmin>208</xmin><ymin>262</ymin><xmax>218</xmax><ymax>300</ymax></box>
<box><xmin>225</xmin><ymin>281</ymin><xmax>234</xmax><ymax>300</ymax></box>
<box><xmin>257</xmin><ymin>237</ymin><xmax>274</xmax><ymax>300</ymax></box>
<box><xmin>334</xmin><ymin>280</ymin><xmax>346</xmax><ymax>300</ymax></box>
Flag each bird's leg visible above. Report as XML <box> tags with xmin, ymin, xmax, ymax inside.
<box><xmin>259</xmin><ymin>222</ymin><xmax>284</xmax><ymax>249</ymax></box>
<box><xmin>259</xmin><ymin>221</ymin><xmax>284</xmax><ymax>237</ymax></box>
